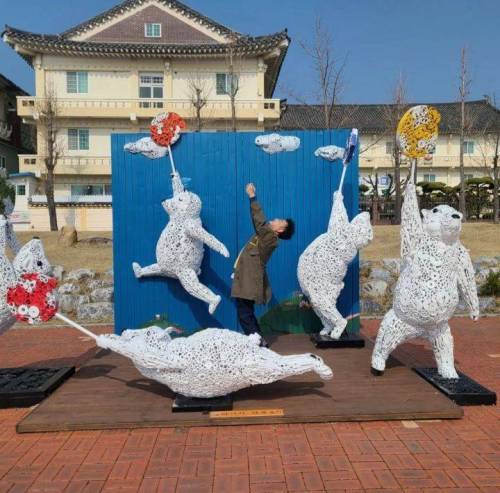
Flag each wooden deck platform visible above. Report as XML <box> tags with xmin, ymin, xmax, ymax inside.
<box><xmin>17</xmin><ymin>335</ymin><xmax>462</xmax><ymax>433</ymax></box>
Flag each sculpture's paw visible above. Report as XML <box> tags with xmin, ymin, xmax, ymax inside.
<box><xmin>330</xmin><ymin>318</ymin><xmax>348</xmax><ymax>340</ymax></box>
<box><xmin>220</xmin><ymin>246</ymin><xmax>230</xmax><ymax>258</ymax></box>
<box><xmin>438</xmin><ymin>368</ymin><xmax>459</xmax><ymax>379</ymax></box>
<box><xmin>319</xmin><ymin>327</ymin><xmax>331</xmax><ymax>337</ymax></box>
<box><xmin>310</xmin><ymin>354</ymin><xmax>333</xmax><ymax>380</ymax></box>
<box><xmin>371</xmin><ymin>367</ymin><xmax>384</xmax><ymax>377</ymax></box>
<box><xmin>248</xmin><ymin>332</ymin><xmax>262</xmax><ymax>346</ymax></box>
<box><xmin>132</xmin><ymin>262</ymin><xmax>142</xmax><ymax>278</ymax></box>
<box><xmin>470</xmin><ymin>311</ymin><xmax>479</xmax><ymax>322</ymax></box>
<box><xmin>209</xmin><ymin>295</ymin><xmax>221</xmax><ymax>315</ymax></box>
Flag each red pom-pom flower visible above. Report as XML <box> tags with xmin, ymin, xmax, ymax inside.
<box><xmin>7</xmin><ymin>273</ymin><xmax>58</xmax><ymax>324</ymax></box>
<box><xmin>150</xmin><ymin>112</ymin><xmax>186</xmax><ymax>147</ymax></box>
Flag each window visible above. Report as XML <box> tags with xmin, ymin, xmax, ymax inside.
<box><xmin>139</xmin><ymin>73</ymin><xmax>164</xmax><ymax>108</ymax></box>
<box><xmin>463</xmin><ymin>140</ymin><xmax>474</xmax><ymax>154</ymax></box>
<box><xmin>16</xmin><ymin>184</ymin><xmax>26</xmax><ymax>196</ymax></box>
<box><xmin>68</xmin><ymin>129</ymin><xmax>90</xmax><ymax>151</ymax></box>
<box><xmin>216</xmin><ymin>73</ymin><xmax>239</xmax><ymax>95</ymax></box>
<box><xmin>385</xmin><ymin>141</ymin><xmax>394</xmax><ymax>155</ymax></box>
<box><xmin>379</xmin><ymin>175</ymin><xmax>390</xmax><ymax>187</ymax></box>
<box><xmin>0</xmin><ymin>156</ymin><xmax>5</xmax><ymax>169</ymax></box>
<box><xmin>66</xmin><ymin>72</ymin><xmax>88</xmax><ymax>94</ymax></box>
<box><xmin>464</xmin><ymin>174</ymin><xmax>474</xmax><ymax>181</ymax></box>
<box><xmin>423</xmin><ymin>174</ymin><xmax>436</xmax><ymax>183</ymax></box>
<box><xmin>144</xmin><ymin>23</ymin><xmax>161</xmax><ymax>38</ymax></box>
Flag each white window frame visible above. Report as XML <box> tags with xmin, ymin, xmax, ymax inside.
<box><xmin>385</xmin><ymin>141</ymin><xmax>394</xmax><ymax>155</ymax></box>
<box><xmin>423</xmin><ymin>174</ymin><xmax>436</xmax><ymax>183</ymax></box>
<box><xmin>144</xmin><ymin>23</ymin><xmax>161</xmax><ymax>38</ymax></box>
<box><xmin>68</xmin><ymin>128</ymin><xmax>90</xmax><ymax>151</ymax></box>
<box><xmin>463</xmin><ymin>140</ymin><xmax>475</xmax><ymax>154</ymax></box>
<box><xmin>66</xmin><ymin>71</ymin><xmax>88</xmax><ymax>94</ymax></box>
<box><xmin>16</xmin><ymin>184</ymin><xmax>26</xmax><ymax>196</ymax></box>
<box><xmin>139</xmin><ymin>73</ymin><xmax>164</xmax><ymax>108</ymax></box>
<box><xmin>216</xmin><ymin>73</ymin><xmax>239</xmax><ymax>95</ymax></box>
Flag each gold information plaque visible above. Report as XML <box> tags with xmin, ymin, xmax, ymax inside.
<box><xmin>210</xmin><ymin>409</ymin><xmax>285</xmax><ymax>419</ymax></box>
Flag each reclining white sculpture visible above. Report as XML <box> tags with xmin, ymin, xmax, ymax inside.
<box><xmin>298</xmin><ymin>192</ymin><xmax>372</xmax><ymax>338</ymax></box>
<box><xmin>96</xmin><ymin>326</ymin><xmax>333</xmax><ymax>398</ymax></box>
<box><xmin>132</xmin><ymin>172</ymin><xmax>230</xmax><ymax>314</ymax></box>
<box><xmin>371</xmin><ymin>179</ymin><xmax>479</xmax><ymax>378</ymax></box>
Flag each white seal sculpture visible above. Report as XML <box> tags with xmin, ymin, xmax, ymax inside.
<box><xmin>298</xmin><ymin>192</ymin><xmax>372</xmax><ymax>338</ymax></box>
<box><xmin>0</xmin><ymin>214</ymin><xmax>51</xmax><ymax>334</ymax></box>
<box><xmin>96</xmin><ymin>326</ymin><xmax>333</xmax><ymax>398</ymax></box>
<box><xmin>132</xmin><ymin>172</ymin><xmax>230</xmax><ymax>314</ymax></box>
<box><xmin>255</xmin><ymin>134</ymin><xmax>300</xmax><ymax>154</ymax></box>
<box><xmin>371</xmin><ymin>178</ymin><xmax>479</xmax><ymax>378</ymax></box>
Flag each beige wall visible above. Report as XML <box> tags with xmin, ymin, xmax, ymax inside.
<box><xmin>27</xmin><ymin>206</ymin><xmax>112</xmax><ymax>231</ymax></box>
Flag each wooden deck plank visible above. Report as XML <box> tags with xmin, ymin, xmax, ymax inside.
<box><xmin>17</xmin><ymin>334</ymin><xmax>462</xmax><ymax>433</ymax></box>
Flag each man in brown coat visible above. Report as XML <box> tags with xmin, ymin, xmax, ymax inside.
<box><xmin>231</xmin><ymin>183</ymin><xmax>295</xmax><ymax>346</ymax></box>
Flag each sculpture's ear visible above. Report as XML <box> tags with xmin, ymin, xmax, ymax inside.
<box><xmin>421</xmin><ymin>209</ymin><xmax>431</xmax><ymax>220</ymax></box>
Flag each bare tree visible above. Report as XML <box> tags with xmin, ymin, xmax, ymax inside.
<box><xmin>186</xmin><ymin>68</ymin><xmax>211</xmax><ymax>132</ymax></box>
<box><xmin>382</xmin><ymin>73</ymin><xmax>408</xmax><ymax>224</ymax></box>
<box><xmin>35</xmin><ymin>86</ymin><xmax>63</xmax><ymax>231</ymax></box>
<box><xmin>458</xmin><ymin>46</ymin><xmax>472</xmax><ymax>219</ymax></box>
<box><xmin>225</xmin><ymin>45</ymin><xmax>241</xmax><ymax>132</ymax></box>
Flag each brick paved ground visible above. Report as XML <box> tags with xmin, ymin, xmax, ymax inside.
<box><xmin>0</xmin><ymin>318</ymin><xmax>498</xmax><ymax>492</ymax></box>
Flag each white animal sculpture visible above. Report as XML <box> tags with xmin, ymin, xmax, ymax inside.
<box><xmin>314</xmin><ymin>145</ymin><xmax>345</xmax><ymax>162</ymax></box>
<box><xmin>371</xmin><ymin>180</ymin><xmax>479</xmax><ymax>378</ymax></box>
<box><xmin>298</xmin><ymin>192</ymin><xmax>373</xmax><ymax>338</ymax></box>
<box><xmin>96</xmin><ymin>326</ymin><xmax>333</xmax><ymax>398</ymax></box>
<box><xmin>132</xmin><ymin>172</ymin><xmax>230</xmax><ymax>314</ymax></box>
<box><xmin>0</xmin><ymin>214</ymin><xmax>51</xmax><ymax>334</ymax></box>
<box><xmin>255</xmin><ymin>134</ymin><xmax>300</xmax><ymax>154</ymax></box>
<box><xmin>124</xmin><ymin>137</ymin><xmax>168</xmax><ymax>160</ymax></box>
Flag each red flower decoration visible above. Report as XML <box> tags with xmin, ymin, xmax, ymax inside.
<box><xmin>7</xmin><ymin>273</ymin><xmax>58</xmax><ymax>324</ymax></box>
<box><xmin>150</xmin><ymin>112</ymin><xmax>186</xmax><ymax>147</ymax></box>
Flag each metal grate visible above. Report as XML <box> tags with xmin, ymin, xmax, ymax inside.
<box><xmin>414</xmin><ymin>368</ymin><xmax>497</xmax><ymax>406</ymax></box>
<box><xmin>0</xmin><ymin>367</ymin><xmax>75</xmax><ymax>408</ymax></box>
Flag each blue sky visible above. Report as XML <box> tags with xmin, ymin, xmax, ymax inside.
<box><xmin>1</xmin><ymin>0</ymin><xmax>498</xmax><ymax>104</ymax></box>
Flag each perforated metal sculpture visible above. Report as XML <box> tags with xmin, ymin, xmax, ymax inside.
<box><xmin>7</xmin><ymin>275</ymin><xmax>333</xmax><ymax>399</ymax></box>
<box><xmin>370</xmin><ymin>174</ymin><xmax>479</xmax><ymax>378</ymax></box>
<box><xmin>298</xmin><ymin>130</ymin><xmax>372</xmax><ymax>339</ymax></box>
<box><xmin>125</xmin><ymin>113</ymin><xmax>229</xmax><ymax>314</ymax></box>
<box><xmin>371</xmin><ymin>106</ymin><xmax>478</xmax><ymax>379</ymax></box>
<box><xmin>132</xmin><ymin>171</ymin><xmax>229</xmax><ymax>314</ymax></box>
<box><xmin>0</xmin><ymin>213</ymin><xmax>51</xmax><ymax>334</ymax></box>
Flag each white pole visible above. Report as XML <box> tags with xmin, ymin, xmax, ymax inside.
<box><xmin>55</xmin><ymin>312</ymin><xmax>98</xmax><ymax>341</ymax></box>
<box><xmin>167</xmin><ymin>146</ymin><xmax>176</xmax><ymax>174</ymax></box>
<box><xmin>338</xmin><ymin>164</ymin><xmax>348</xmax><ymax>194</ymax></box>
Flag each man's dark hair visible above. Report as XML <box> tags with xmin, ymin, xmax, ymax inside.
<box><xmin>278</xmin><ymin>219</ymin><xmax>295</xmax><ymax>240</ymax></box>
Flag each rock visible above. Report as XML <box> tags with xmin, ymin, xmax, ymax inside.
<box><xmin>58</xmin><ymin>283</ymin><xmax>80</xmax><ymax>295</ymax></box>
<box><xmin>362</xmin><ymin>280</ymin><xmax>389</xmax><ymax>298</ymax></box>
<box><xmin>58</xmin><ymin>294</ymin><xmax>76</xmax><ymax>313</ymax></box>
<box><xmin>58</xmin><ymin>225</ymin><xmax>78</xmax><ymax>247</ymax></box>
<box><xmin>77</xmin><ymin>302</ymin><xmax>114</xmax><ymax>321</ymax></box>
<box><xmin>479</xmin><ymin>297</ymin><xmax>496</xmax><ymax>312</ymax></box>
<box><xmin>90</xmin><ymin>287</ymin><xmax>114</xmax><ymax>303</ymax></box>
<box><xmin>382</xmin><ymin>258</ymin><xmax>401</xmax><ymax>275</ymax></box>
<box><xmin>476</xmin><ymin>256</ymin><xmax>497</xmax><ymax>267</ymax></box>
<box><xmin>360</xmin><ymin>260</ymin><xmax>373</xmax><ymax>270</ymax></box>
<box><xmin>360</xmin><ymin>299</ymin><xmax>383</xmax><ymax>314</ymax></box>
<box><xmin>369</xmin><ymin>267</ymin><xmax>394</xmax><ymax>283</ymax></box>
<box><xmin>51</xmin><ymin>265</ymin><xmax>65</xmax><ymax>281</ymax></box>
<box><xmin>476</xmin><ymin>267</ymin><xmax>499</xmax><ymax>284</ymax></box>
<box><xmin>65</xmin><ymin>268</ymin><xmax>96</xmax><ymax>282</ymax></box>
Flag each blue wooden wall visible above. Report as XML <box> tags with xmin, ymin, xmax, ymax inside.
<box><xmin>111</xmin><ymin>130</ymin><xmax>359</xmax><ymax>334</ymax></box>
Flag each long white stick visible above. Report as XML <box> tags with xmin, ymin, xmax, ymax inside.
<box><xmin>167</xmin><ymin>146</ymin><xmax>176</xmax><ymax>174</ymax></box>
<box><xmin>409</xmin><ymin>158</ymin><xmax>416</xmax><ymax>185</ymax></box>
<box><xmin>55</xmin><ymin>312</ymin><xmax>98</xmax><ymax>340</ymax></box>
<box><xmin>338</xmin><ymin>164</ymin><xmax>348</xmax><ymax>194</ymax></box>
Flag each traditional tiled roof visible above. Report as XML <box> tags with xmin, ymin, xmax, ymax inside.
<box><xmin>61</xmin><ymin>0</ymin><xmax>237</xmax><ymax>39</ymax></box>
<box><xmin>0</xmin><ymin>73</ymin><xmax>29</xmax><ymax>96</ymax></box>
<box><xmin>279</xmin><ymin>100</ymin><xmax>500</xmax><ymax>133</ymax></box>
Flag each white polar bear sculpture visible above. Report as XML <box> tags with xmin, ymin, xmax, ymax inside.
<box><xmin>0</xmin><ymin>214</ymin><xmax>52</xmax><ymax>334</ymax></box>
<box><xmin>132</xmin><ymin>172</ymin><xmax>230</xmax><ymax>314</ymax></box>
<box><xmin>255</xmin><ymin>134</ymin><xmax>300</xmax><ymax>154</ymax></box>
<box><xmin>96</xmin><ymin>326</ymin><xmax>333</xmax><ymax>398</ymax></box>
<box><xmin>371</xmin><ymin>181</ymin><xmax>479</xmax><ymax>379</ymax></box>
<box><xmin>298</xmin><ymin>192</ymin><xmax>373</xmax><ymax>338</ymax></box>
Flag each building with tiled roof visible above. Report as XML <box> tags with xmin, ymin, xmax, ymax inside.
<box><xmin>280</xmin><ymin>100</ymin><xmax>500</xmax><ymax>188</ymax></box>
<box><xmin>3</xmin><ymin>0</ymin><xmax>289</xmax><ymax>230</ymax></box>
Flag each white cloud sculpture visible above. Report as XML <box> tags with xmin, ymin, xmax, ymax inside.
<box><xmin>97</xmin><ymin>326</ymin><xmax>333</xmax><ymax>398</ymax></box>
<box><xmin>124</xmin><ymin>137</ymin><xmax>168</xmax><ymax>159</ymax></box>
<box><xmin>314</xmin><ymin>145</ymin><xmax>345</xmax><ymax>162</ymax></box>
<box><xmin>255</xmin><ymin>134</ymin><xmax>301</xmax><ymax>154</ymax></box>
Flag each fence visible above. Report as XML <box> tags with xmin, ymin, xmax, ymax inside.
<box><xmin>111</xmin><ymin>130</ymin><xmax>360</xmax><ymax>335</ymax></box>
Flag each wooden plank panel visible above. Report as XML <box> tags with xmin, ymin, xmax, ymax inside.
<box><xmin>17</xmin><ymin>335</ymin><xmax>462</xmax><ymax>433</ymax></box>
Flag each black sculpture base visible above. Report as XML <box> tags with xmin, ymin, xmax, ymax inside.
<box><xmin>172</xmin><ymin>394</ymin><xmax>233</xmax><ymax>413</ymax></box>
<box><xmin>311</xmin><ymin>331</ymin><xmax>365</xmax><ymax>349</ymax></box>
<box><xmin>414</xmin><ymin>368</ymin><xmax>497</xmax><ymax>406</ymax></box>
<box><xmin>0</xmin><ymin>367</ymin><xmax>75</xmax><ymax>408</ymax></box>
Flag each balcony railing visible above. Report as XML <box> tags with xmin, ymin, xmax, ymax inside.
<box><xmin>19</xmin><ymin>155</ymin><xmax>111</xmax><ymax>175</ymax></box>
<box><xmin>30</xmin><ymin>194</ymin><xmax>112</xmax><ymax>205</ymax></box>
<box><xmin>17</xmin><ymin>97</ymin><xmax>281</xmax><ymax>121</ymax></box>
